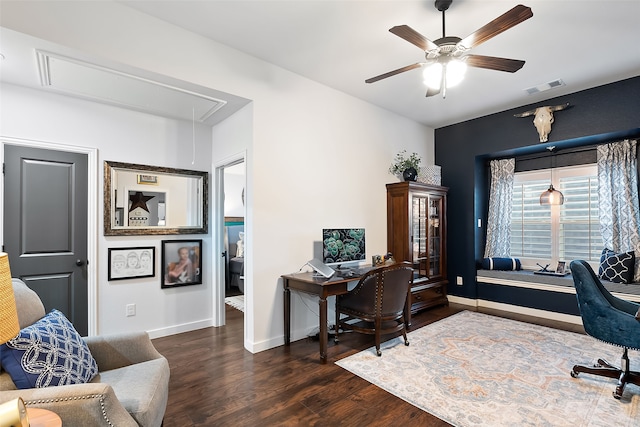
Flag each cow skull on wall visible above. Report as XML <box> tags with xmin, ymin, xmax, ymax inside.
<box><xmin>514</xmin><ymin>103</ymin><xmax>570</xmax><ymax>142</ymax></box>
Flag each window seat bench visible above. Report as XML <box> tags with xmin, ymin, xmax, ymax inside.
<box><xmin>465</xmin><ymin>269</ymin><xmax>640</xmax><ymax>326</ymax></box>
<box><xmin>476</xmin><ymin>269</ymin><xmax>640</xmax><ymax>302</ymax></box>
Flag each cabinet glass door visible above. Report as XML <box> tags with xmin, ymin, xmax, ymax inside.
<box><xmin>428</xmin><ymin>196</ymin><xmax>442</xmax><ymax>278</ymax></box>
<box><xmin>411</xmin><ymin>194</ymin><xmax>428</xmax><ymax>278</ymax></box>
<box><xmin>412</xmin><ymin>193</ymin><xmax>443</xmax><ymax>280</ymax></box>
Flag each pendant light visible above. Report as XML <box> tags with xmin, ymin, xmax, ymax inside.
<box><xmin>540</xmin><ymin>146</ymin><xmax>564</xmax><ymax>205</ymax></box>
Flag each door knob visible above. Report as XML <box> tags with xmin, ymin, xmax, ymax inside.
<box><xmin>76</xmin><ymin>259</ymin><xmax>84</xmax><ymax>266</ymax></box>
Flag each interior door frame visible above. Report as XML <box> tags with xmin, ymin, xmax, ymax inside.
<box><xmin>213</xmin><ymin>152</ymin><xmax>246</xmax><ymax>329</ymax></box>
<box><xmin>0</xmin><ymin>136</ymin><xmax>98</xmax><ymax>335</ymax></box>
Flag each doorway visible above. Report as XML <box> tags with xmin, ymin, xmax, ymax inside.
<box><xmin>224</xmin><ymin>162</ymin><xmax>245</xmax><ymax>297</ymax></box>
<box><xmin>217</xmin><ymin>157</ymin><xmax>246</xmax><ymax>326</ymax></box>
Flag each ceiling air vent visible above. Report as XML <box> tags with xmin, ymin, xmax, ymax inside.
<box><xmin>36</xmin><ymin>50</ymin><xmax>226</xmax><ymax>123</ymax></box>
<box><xmin>524</xmin><ymin>79</ymin><xmax>565</xmax><ymax>95</ymax></box>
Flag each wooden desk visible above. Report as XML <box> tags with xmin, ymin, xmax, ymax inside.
<box><xmin>27</xmin><ymin>408</ymin><xmax>62</xmax><ymax>427</ymax></box>
<box><xmin>282</xmin><ymin>272</ymin><xmax>356</xmax><ymax>363</ymax></box>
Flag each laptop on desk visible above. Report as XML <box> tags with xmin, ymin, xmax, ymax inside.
<box><xmin>306</xmin><ymin>259</ymin><xmax>335</xmax><ymax>278</ymax></box>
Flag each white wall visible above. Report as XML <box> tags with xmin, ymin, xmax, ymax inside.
<box><xmin>1</xmin><ymin>1</ymin><xmax>435</xmax><ymax>352</ymax></box>
<box><xmin>0</xmin><ymin>82</ymin><xmax>214</xmax><ymax>337</ymax></box>
<box><xmin>223</xmin><ymin>164</ymin><xmax>245</xmax><ymax>218</ymax></box>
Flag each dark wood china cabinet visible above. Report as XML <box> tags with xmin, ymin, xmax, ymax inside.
<box><xmin>386</xmin><ymin>182</ymin><xmax>449</xmax><ymax>323</ymax></box>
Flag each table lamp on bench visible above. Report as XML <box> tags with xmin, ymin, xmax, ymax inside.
<box><xmin>0</xmin><ymin>252</ymin><xmax>29</xmax><ymax>427</ymax></box>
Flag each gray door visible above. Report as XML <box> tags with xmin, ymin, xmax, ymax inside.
<box><xmin>3</xmin><ymin>145</ymin><xmax>89</xmax><ymax>336</ymax></box>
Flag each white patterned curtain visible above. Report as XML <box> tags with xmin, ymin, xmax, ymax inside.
<box><xmin>484</xmin><ymin>158</ymin><xmax>515</xmax><ymax>257</ymax></box>
<box><xmin>597</xmin><ymin>139</ymin><xmax>640</xmax><ymax>282</ymax></box>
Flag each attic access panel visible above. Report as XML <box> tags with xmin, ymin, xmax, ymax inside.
<box><xmin>36</xmin><ymin>50</ymin><xmax>226</xmax><ymax>122</ymax></box>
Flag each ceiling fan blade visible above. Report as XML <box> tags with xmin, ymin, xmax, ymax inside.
<box><xmin>426</xmin><ymin>86</ymin><xmax>441</xmax><ymax>97</ymax></box>
<box><xmin>458</xmin><ymin>4</ymin><xmax>533</xmax><ymax>50</ymax></box>
<box><xmin>365</xmin><ymin>63</ymin><xmax>423</xmax><ymax>84</ymax></box>
<box><xmin>466</xmin><ymin>55</ymin><xmax>525</xmax><ymax>73</ymax></box>
<box><xmin>389</xmin><ymin>25</ymin><xmax>439</xmax><ymax>52</ymax></box>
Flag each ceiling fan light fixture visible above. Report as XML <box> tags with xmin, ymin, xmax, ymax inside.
<box><xmin>445</xmin><ymin>59</ymin><xmax>467</xmax><ymax>87</ymax></box>
<box><xmin>422</xmin><ymin>63</ymin><xmax>443</xmax><ymax>89</ymax></box>
<box><xmin>365</xmin><ymin>4</ymin><xmax>533</xmax><ymax>96</ymax></box>
<box><xmin>422</xmin><ymin>59</ymin><xmax>466</xmax><ymax>90</ymax></box>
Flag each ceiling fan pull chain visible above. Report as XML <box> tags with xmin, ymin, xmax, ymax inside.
<box><xmin>441</xmin><ymin>67</ymin><xmax>447</xmax><ymax>99</ymax></box>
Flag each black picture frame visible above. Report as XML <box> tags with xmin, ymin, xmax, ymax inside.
<box><xmin>161</xmin><ymin>239</ymin><xmax>202</xmax><ymax>288</ymax></box>
<box><xmin>108</xmin><ymin>246</ymin><xmax>155</xmax><ymax>281</ymax></box>
<box><xmin>556</xmin><ymin>261</ymin><xmax>566</xmax><ymax>274</ymax></box>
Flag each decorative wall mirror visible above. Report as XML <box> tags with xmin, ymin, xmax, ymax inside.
<box><xmin>104</xmin><ymin>161</ymin><xmax>208</xmax><ymax>236</ymax></box>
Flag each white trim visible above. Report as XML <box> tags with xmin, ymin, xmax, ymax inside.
<box><xmin>475</xmin><ymin>275</ymin><xmax>576</xmax><ymax>294</ymax></box>
<box><xmin>146</xmin><ymin>318</ymin><xmax>214</xmax><ymax>339</ymax></box>
<box><xmin>448</xmin><ymin>294</ymin><xmax>583</xmax><ymax>325</ymax></box>
<box><xmin>447</xmin><ymin>295</ymin><xmax>478</xmax><ymax>307</ymax></box>
<box><xmin>476</xmin><ymin>274</ymin><xmax>640</xmax><ymax>303</ymax></box>
<box><xmin>0</xmin><ymin>136</ymin><xmax>99</xmax><ymax>336</ymax></box>
<box><xmin>476</xmin><ymin>299</ymin><xmax>583</xmax><ymax>325</ymax></box>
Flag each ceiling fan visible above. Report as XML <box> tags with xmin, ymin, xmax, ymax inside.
<box><xmin>365</xmin><ymin>1</ymin><xmax>533</xmax><ymax>98</ymax></box>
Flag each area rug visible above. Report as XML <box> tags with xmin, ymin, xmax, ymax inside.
<box><xmin>224</xmin><ymin>295</ymin><xmax>244</xmax><ymax>312</ymax></box>
<box><xmin>336</xmin><ymin>310</ymin><xmax>639</xmax><ymax>427</ymax></box>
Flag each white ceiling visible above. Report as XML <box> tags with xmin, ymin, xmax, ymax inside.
<box><xmin>0</xmin><ymin>24</ymin><xmax>251</xmax><ymax>127</ymax></box>
<box><xmin>118</xmin><ymin>0</ymin><xmax>640</xmax><ymax>128</ymax></box>
<box><xmin>2</xmin><ymin>1</ymin><xmax>639</xmax><ymax>129</ymax></box>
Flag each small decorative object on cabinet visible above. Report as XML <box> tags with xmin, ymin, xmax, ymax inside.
<box><xmin>386</xmin><ymin>181</ymin><xmax>449</xmax><ymax>324</ymax></box>
<box><xmin>388</xmin><ymin>150</ymin><xmax>421</xmax><ymax>182</ymax></box>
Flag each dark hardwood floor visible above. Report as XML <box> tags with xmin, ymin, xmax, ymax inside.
<box><xmin>152</xmin><ymin>302</ymin><xmax>585</xmax><ymax>426</ymax></box>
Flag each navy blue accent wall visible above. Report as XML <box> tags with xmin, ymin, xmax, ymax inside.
<box><xmin>435</xmin><ymin>75</ymin><xmax>640</xmax><ymax>310</ymax></box>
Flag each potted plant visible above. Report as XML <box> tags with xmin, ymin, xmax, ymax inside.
<box><xmin>389</xmin><ymin>150</ymin><xmax>421</xmax><ymax>181</ymax></box>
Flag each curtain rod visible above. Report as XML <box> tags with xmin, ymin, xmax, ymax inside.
<box><xmin>514</xmin><ymin>144</ymin><xmax>598</xmax><ymax>162</ymax></box>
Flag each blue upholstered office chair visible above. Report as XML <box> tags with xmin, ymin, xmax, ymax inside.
<box><xmin>334</xmin><ymin>262</ymin><xmax>413</xmax><ymax>356</ymax></box>
<box><xmin>569</xmin><ymin>260</ymin><xmax>640</xmax><ymax>399</ymax></box>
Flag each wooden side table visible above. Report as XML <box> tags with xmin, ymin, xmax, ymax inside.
<box><xmin>27</xmin><ymin>408</ymin><xmax>62</xmax><ymax>427</ymax></box>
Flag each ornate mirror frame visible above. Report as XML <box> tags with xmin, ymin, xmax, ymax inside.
<box><xmin>104</xmin><ymin>161</ymin><xmax>209</xmax><ymax>236</ymax></box>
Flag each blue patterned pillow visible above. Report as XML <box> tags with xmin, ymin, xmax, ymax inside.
<box><xmin>0</xmin><ymin>309</ymin><xmax>98</xmax><ymax>389</ymax></box>
<box><xmin>598</xmin><ymin>248</ymin><xmax>635</xmax><ymax>284</ymax></box>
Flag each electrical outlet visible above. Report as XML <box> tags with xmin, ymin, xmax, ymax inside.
<box><xmin>126</xmin><ymin>303</ymin><xmax>136</xmax><ymax>317</ymax></box>
<box><xmin>456</xmin><ymin>276</ymin><xmax>463</xmax><ymax>285</ymax></box>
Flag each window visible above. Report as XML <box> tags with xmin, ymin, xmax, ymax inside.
<box><xmin>511</xmin><ymin>164</ymin><xmax>601</xmax><ymax>269</ymax></box>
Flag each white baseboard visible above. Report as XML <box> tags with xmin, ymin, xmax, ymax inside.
<box><xmin>447</xmin><ymin>295</ymin><xmax>477</xmax><ymax>307</ymax></box>
<box><xmin>247</xmin><ymin>336</ymin><xmax>283</xmax><ymax>354</ymax></box>
<box><xmin>448</xmin><ymin>294</ymin><xmax>583</xmax><ymax>325</ymax></box>
<box><xmin>477</xmin><ymin>299</ymin><xmax>583</xmax><ymax>325</ymax></box>
<box><xmin>147</xmin><ymin>319</ymin><xmax>214</xmax><ymax>339</ymax></box>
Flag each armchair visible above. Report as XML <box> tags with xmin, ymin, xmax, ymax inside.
<box><xmin>569</xmin><ymin>260</ymin><xmax>640</xmax><ymax>399</ymax></box>
<box><xmin>0</xmin><ymin>279</ymin><xmax>170</xmax><ymax>426</ymax></box>
<box><xmin>334</xmin><ymin>262</ymin><xmax>413</xmax><ymax>356</ymax></box>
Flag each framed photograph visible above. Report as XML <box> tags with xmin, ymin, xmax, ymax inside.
<box><xmin>108</xmin><ymin>247</ymin><xmax>155</xmax><ymax>281</ymax></box>
<box><xmin>161</xmin><ymin>240</ymin><xmax>202</xmax><ymax>288</ymax></box>
<box><xmin>556</xmin><ymin>261</ymin><xmax>566</xmax><ymax>274</ymax></box>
